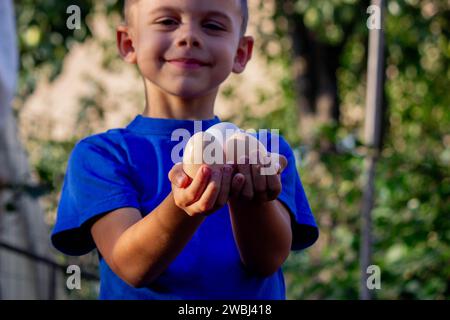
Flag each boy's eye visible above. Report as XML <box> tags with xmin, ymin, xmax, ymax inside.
<box><xmin>203</xmin><ymin>23</ymin><xmax>225</xmax><ymax>31</ymax></box>
<box><xmin>157</xmin><ymin>18</ymin><xmax>178</xmax><ymax>26</ymax></box>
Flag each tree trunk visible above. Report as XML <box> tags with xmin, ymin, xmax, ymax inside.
<box><xmin>0</xmin><ymin>0</ymin><xmax>62</xmax><ymax>299</ymax></box>
<box><xmin>279</xmin><ymin>1</ymin><xmax>340</xmax><ymax>150</ymax></box>
<box><xmin>276</xmin><ymin>0</ymin><xmax>370</xmax><ymax>151</ymax></box>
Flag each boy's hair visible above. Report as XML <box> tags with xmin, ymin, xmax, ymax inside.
<box><xmin>123</xmin><ymin>0</ymin><xmax>248</xmax><ymax>36</ymax></box>
<box><xmin>239</xmin><ymin>0</ymin><xmax>249</xmax><ymax>36</ymax></box>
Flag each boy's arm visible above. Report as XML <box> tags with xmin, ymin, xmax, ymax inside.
<box><xmin>91</xmin><ymin>192</ymin><xmax>206</xmax><ymax>288</ymax></box>
<box><xmin>226</xmin><ymin>153</ymin><xmax>292</xmax><ymax>277</ymax></box>
<box><xmin>91</xmin><ymin>163</ymin><xmax>237</xmax><ymax>288</ymax></box>
<box><xmin>228</xmin><ymin>198</ymin><xmax>292</xmax><ymax>277</ymax></box>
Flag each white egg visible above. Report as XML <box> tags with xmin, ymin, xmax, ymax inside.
<box><xmin>182</xmin><ymin>131</ymin><xmax>224</xmax><ymax>178</ymax></box>
<box><xmin>224</xmin><ymin>131</ymin><xmax>268</xmax><ymax>165</ymax></box>
<box><xmin>205</xmin><ymin>122</ymin><xmax>240</xmax><ymax>148</ymax></box>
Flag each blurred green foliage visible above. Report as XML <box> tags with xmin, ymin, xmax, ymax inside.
<box><xmin>261</xmin><ymin>0</ymin><xmax>450</xmax><ymax>299</ymax></box>
<box><xmin>15</xmin><ymin>0</ymin><xmax>449</xmax><ymax>299</ymax></box>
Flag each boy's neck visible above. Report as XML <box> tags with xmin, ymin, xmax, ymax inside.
<box><xmin>142</xmin><ymin>83</ymin><xmax>218</xmax><ymax>121</ymax></box>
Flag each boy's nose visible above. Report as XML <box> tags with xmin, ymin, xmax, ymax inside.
<box><xmin>176</xmin><ymin>25</ymin><xmax>201</xmax><ymax>48</ymax></box>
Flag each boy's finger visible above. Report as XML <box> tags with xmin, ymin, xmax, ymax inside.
<box><xmin>216</xmin><ymin>165</ymin><xmax>233</xmax><ymax>207</ymax></box>
<box><xmin>230</xmin><ymin>173</ymin><xmax>245</xmax><ymax>199</ymax></box>
<box><xmin>168</xmin><ymin>163</ymin><xmax>191</xmax><ymax>188</ymax></box>
<box><xmin>181</xmin><ymin>165</ymin><xmax>211</xmax><ymax>206</ymax></box>
<box><xmin>266</xmin><ymin>173</ymin><xmax>282</xmax><ymax>200</ymax></box>
<box><xmin>279</xmin><ymin>155</ymin><xmax>288</xmax><ymax>172</ymax></box>
<box><xmin>251</xmin><ymin>163</ymin><xmax>267</xmax><ymax>195</ymax></box>
<box><xmin>237</xmin><ymin>156</ymin><xmax>254</xmax><ymax>200</ymax></box>
<box><xmin>190</xmin><ymin>168</ymin><xmax>222</xmax><ymax>213</ymax></box>
<box><xmin>168</xmin><ymin>162</ymin><xmax>183</xmax><ymax>184</ymax></box>
<box><xmin>267</xmin><ymin>153</ymin><xmax>288</xmax><ymax>174</ymax></box>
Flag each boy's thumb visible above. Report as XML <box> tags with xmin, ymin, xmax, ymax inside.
<box><xmin>279</xmin><ymin>155</ymin><xmax>288</xmax><ymax>172</ymax></box>
<box><xmin>177</xmin><ymin>174</ymin><xmax>187</xmax><ymax>188</ymax></box>
<box><xmin>169</xmin><ymin>162</ymin><xmax>188</xmax><ymax>187</ymax></box>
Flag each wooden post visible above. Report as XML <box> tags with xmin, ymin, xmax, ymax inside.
<box><xmin>0</xmin><ymin>0</ymin><xmax>54</xmax><ymax>299</ymax></box>
<box><xmin>360</xmin><ymin>0</ymin><xmax>385</xmax><ymax>300</ymax></box>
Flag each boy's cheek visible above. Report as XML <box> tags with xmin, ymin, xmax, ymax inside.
<box><xmin>136</xmin><ymin>49</ymin><xmax>162</xmax><ymax>72</ymax></box>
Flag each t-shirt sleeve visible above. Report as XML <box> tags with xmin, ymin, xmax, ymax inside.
<box><xmin>51</xmin><ymin>137</ymin><xmax>141</xmax><ymax>256</ymax></box>
<box><xmin>270</xmin><ymin>134</ymin><xmax>319</xmax><ymax>251</ymax></box>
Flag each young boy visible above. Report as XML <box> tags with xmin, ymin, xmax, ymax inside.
<box><xmin>51</xmin><ymin>0</ymin><xmax>318</xmax><ymax>299</ymax></box>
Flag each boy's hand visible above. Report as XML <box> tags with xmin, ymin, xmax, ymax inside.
<box><xmin>230</xmin><ymin>152</ymin><xmax>288</xmax><ymax>203</ymax></box>
<box><xmin>168</xmin><ymin>163</ymin><xmax>245</xmax><ymax>217</ymax></box>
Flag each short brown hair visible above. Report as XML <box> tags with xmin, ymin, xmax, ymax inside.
<box><xmin>239</xmin><ymin>0</ymin><xmax>249</xmax><ymax>36</ymax></box>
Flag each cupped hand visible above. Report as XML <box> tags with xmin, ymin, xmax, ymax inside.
<box><xmin>168</xmin><ymin>163</ymin><xmax>246</xmax><ymax>217</ymax></box>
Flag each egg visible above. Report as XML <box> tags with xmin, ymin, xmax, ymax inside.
<box><xmin>205</xmin><ymin>122</ymin><xmax>240</xmax><ymax>148</ymax></box>
<box><xmin>224</xmin><ymin>131</ymin><xmax>268</xmax><ymax>165</ymax></box>
<box><xmin>182</xmin><ymin>131</ymin><xmax>224</xmax><ymax>178</ymax></box>
<box><xmin>260</xmin><ymin>151</ymin><xmax>289</xmax><ymax>175</ymax></box>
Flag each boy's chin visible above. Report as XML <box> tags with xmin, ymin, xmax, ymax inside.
<box><xmin>145</xmin><ymin>77</ymin><xmax>220</xmax><ymax>99</ymax></box>
<box><xmin>164</xmin><ymin>86</ymin><xmax>216</xmax><ymax>100</ymax></box>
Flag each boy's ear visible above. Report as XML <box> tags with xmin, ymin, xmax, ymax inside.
<box><xmin>117</xmin><ymin>24</ymin><xmax>137</xmax><ymax>64</ymax></box>
<box><xmin>232</xmin><ymin>36</ymin><xmax>254</xmax><ymax>74</ymax></box>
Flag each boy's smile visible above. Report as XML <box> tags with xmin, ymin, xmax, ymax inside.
<box><xmin>117</xmin><ymin>0</ymin><xmax>253</xmax><ymax>119</ymax></box>
<box><xmin>166</xmin><ymin>58</ymin><xmax>211</xmax><ymax>70</ymax></box>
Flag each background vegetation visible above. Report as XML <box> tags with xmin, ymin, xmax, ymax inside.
<box><xmin>12</xmin><ymin>0</ymin><xmax>449</xmax><ymax>299</ymax></box>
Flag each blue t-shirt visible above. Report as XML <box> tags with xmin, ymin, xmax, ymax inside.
<box><xmin>51</xmin><ymin>115</ymin><xmax>318</xmax><ymax>300</ymax></box>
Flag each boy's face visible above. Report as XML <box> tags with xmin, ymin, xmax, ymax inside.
<box><xmin>118</xmin><ymin>0</ymin><xmax>253</xmax><ymax>99</ymax></box>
